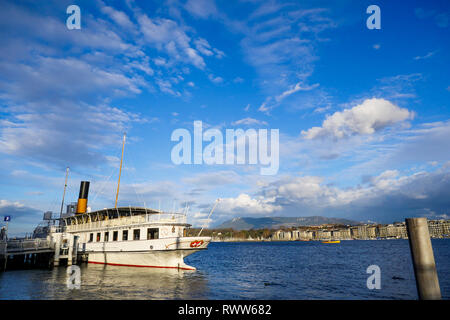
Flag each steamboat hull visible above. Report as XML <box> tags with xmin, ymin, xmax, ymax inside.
<box><xmin>87</xmin><ymin>249</ymin><xmax>203</xmax><ymax>270</ymax></box>
<box><xmin>77</xmin><ymin>236</ymin><xmax>211</xmax><ymax>270</ymax></box>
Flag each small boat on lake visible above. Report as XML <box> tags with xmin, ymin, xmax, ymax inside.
<box><xmin>321</xmin><ymin>240</ymin><xmax>340</xmax><ymax>244</ymax></box>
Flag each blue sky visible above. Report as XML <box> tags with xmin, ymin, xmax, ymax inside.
<box><xmin>0</xmin><ymin>0</ymin><xmax>449</xmax><ymax>235</ymax></box>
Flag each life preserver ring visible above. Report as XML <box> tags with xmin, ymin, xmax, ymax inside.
<box><xmin>190</xmin><ymin>240</ymin><xmax>204</xmax><ymax>248</ymax></box>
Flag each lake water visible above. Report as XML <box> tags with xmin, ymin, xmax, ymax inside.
<box><xmin>0</xmin><ymin>240</ymin><xmax>449</xmax><ymax>300</ymax></box>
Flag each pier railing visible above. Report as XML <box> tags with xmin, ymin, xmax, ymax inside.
<box><xmin>6</xmin><ymin>239</ymin><xmax>52</xmax><ymax>252</ymax></box>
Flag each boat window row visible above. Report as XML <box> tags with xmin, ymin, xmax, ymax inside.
<box><xmin>88</xmin><ymin>228</ymin><xmax>159</xmax><ymax>242</ymax></box>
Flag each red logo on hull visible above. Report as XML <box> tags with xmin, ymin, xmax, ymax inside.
<box><xmin>190</xmin><ymin>240</ymin><xmax>204</xmax><ymax>248</ymax></box>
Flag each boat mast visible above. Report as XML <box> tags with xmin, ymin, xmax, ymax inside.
<box><xmin>198</xmin><ymin>199</ymin><xmax>220</xmax><ymax>236</ymax></box>
<box><xmin>115</xmin><ymin>133</ymin><xmax>126</xmax><ymax>208</ymax></box>
<box><xmin>59</xmin><ymin>167</ymin><xmax>69</xmax><ymax>224</ymax></box>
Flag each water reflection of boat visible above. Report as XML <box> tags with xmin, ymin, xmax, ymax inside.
<box><xmin>51</xmin><ymin>263</ymin><xmax>209</xmax><ymax>299</ymax></box>
<box><xmin>321</xmin><ymin>240</ymin><xmax>340</xmax><ymax>244</ymax></box>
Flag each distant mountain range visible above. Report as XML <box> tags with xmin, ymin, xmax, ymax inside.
<box><xmin>214</xmin><ymin>216</ymin><xmax>361</xmax><ymax>231</ymax></box>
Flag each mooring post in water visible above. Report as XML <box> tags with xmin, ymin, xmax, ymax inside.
<box><xmin>405</xmin><ymin>218</ymin><xmax>441</xmax><ymax>300</ymax></box>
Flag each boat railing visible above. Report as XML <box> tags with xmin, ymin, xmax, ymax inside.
<box><xmin>146</xmin><ymin>213</ymin><xmax>186</xmax><ymax>224</ymax></box>
<box><xmin>65</xmin><ymin>212</ymin><xmax>187</xmax><ymax>232</ymax></box>
<box><xmin>49</xmin><ymin>226</ymin><xmax>64</xmax><ymax>233</ymax></box>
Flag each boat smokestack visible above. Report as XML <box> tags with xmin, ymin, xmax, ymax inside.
<box><xmin>76</xmin><ymin>181</ymin><xmax>90</xmax><ymax>214</ymax></box>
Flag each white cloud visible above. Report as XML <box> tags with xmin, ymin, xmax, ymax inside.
<box><xmin>100</xmin><ymin>2</ymin><xmax>136</xmax><ymax>31</ymax></box>
<box><xmin>217</xmin><ymin>166</ymin><xmax>450</xmax><ymax>223</ymax></box>
<box><xmin>194</xmin><ymin>38</ymin><xmax>214</xmax><ymax>56</ymax></box>
<box><xmin>302</xmin><ymin>98</ymin><xmax>415</xmax><ymax>140</ymax></box>
<box><xmin>156</xmin><ymin>79</ymin><xmax>181</xmax><ymax>96</ymax></box>
<box><xmin>208</xmin><ymin>74</ymin><xmax>224</xmax><ymax>84</ymax></box>
<box><xmin>219</xmin><ymin>193</ymin><xmax>282</xmax><ymax>215</ymax></box>
<box><xmin>232</xmin><ymin>118</ymin><xmax>268</xmax><ymax>126</ymax></box>
<box><xmin>137</xmin><ymin>15</ymin><xmax>206</xmax><ymax>69</ymax></box>
<box><xmin>0</xmin><ymin>199</ymin><xmax>25</xmax><ymax>209</ymax></box>
<box><xmin>0</xmin><ymin>199</ymin><xmax>42</xmax><ymax>236</ymax></box>
<box><xmin>0</xmin><ymin>103</ymin><xmax>144</xmax><ymax>168</ymax></box>
<box><xmin>184</xmin><ymin>0</ymin><xmax>218</xmax><ymax>19</ymax></box>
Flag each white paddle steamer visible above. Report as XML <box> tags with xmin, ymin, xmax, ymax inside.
<box><xmin>63</xmin><ymin>204</ymin><xmax>210</xmax><ymax>270</ymax></box>
<box><xmin>55</xmin><ymin>134</ymin><xmax>212</xmax><ymax>270</ymax></box>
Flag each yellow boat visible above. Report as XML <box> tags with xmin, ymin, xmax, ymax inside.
<box><xmin>321</xmin><ymin>240</ymin><xmax>340</xmax><ymax>244</ymax></box>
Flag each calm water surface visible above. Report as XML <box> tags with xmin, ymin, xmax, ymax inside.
<box><xmin>0</xmin><ymin>240</ymin><xmax>449</xmax><ymax>300</ymax></box>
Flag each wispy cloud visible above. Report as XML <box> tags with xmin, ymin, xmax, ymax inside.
<box><xmin>259</xmin><ymin>82</ymin><xmax>320</xmax><ymax>113</ymax></box>
<box><xmin>414</xmin><ymin>51</ymin><xmax>436</xmax><ymax>60</ymax></box>
<box><xmin>415</xmin><ymin>8</ymin><xmax>449</xmax><ymax>28</ymax></box>
<box><xmin>275</xmin><ymin>83</ymin><xmax>320</xmax><ymax>103</ymax></box>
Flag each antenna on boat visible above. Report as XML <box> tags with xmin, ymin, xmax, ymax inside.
<box><xmin>59</xmin><ymin>166</ymin><xmax>69</xmax><ymax>224</ymax></box>
<box><xmin>197</xmin><ymin>198</ymin><xmax>220</xmax><ymax>237</ymax></box>
<box><xmin>115</xmin><ymin>133</ymin><xmax>126</xmax><ymax>208</ymax></box>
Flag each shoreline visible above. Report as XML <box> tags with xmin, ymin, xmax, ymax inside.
<box><xmin>211</xmin><ymin>237</ymin><xmax>450</xmax><ymax>243</ymax></box>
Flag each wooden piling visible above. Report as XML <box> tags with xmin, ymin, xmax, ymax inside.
<box><xmin>405</xmin><ymin>218</ymin><xmax>441</xmax><ymax>300</ymax></box>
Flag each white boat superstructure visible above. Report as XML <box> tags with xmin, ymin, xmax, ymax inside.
<box><xmin>62</xmin><ymin>206</ymin><xmax>210</xmax><ymax>270</ymax></box>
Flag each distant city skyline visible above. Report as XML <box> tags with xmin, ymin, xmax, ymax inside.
<box><xmin>0</xmin><ymin>0</ymin><xmax>449</xmax><ymax>236</ymax></box>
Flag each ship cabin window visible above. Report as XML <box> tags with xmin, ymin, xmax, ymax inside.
<box><xmin>147</xmin><ymin>228</ymin><xmax>159</xmax><ymax>240</ymax></box>
<box><xmin>133</xmin><ymin>229</ymin><xmax>140</xmax><ymax>240</ymax></box>
<box><xmin>89</xmin><ymin>233</ymin><xmax>93</xmax><ymax>242</ymax></box>
<box><xmin>113</xmin><ymin>231</ymin><xmax>118</xmax><ymax>241</ymax></box>
<box><xmin>104</xmin><ymin>232</ymin><xmax>109</xmax><ymax>242</ymax></box>
<box><xmin>96</xmin><ymin>233</ymin><xmax>101</xmax><ymax>242</ymax></box>
<box><xmin>122</xmin><ymin>230</ymin><xmax>128</xmax><ymax>241</ymax></box>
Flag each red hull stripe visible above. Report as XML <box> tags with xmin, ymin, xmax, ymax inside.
<box><xmin>87</xmin><ymin>261</ymin><xmax>195</xmax><ymax>271</ymax></box>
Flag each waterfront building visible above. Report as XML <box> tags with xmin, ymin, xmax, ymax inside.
<box><xmin>273</xmin><ymin>230</ymin><xmax>291</xmax><ymax>240</ymax></box>
<box><xmin>331</xmin><ymin>230</ymin><xmax>340</xmax><ymax>240</ymax></box>
<box><xmin>350</xmin><ymin>227</ymin><xmax>359</xmax><ymax>239</ymax></box>
<box><xmin>292</xmin><ymin>230</ymin><xmax>301</xmax><ymax>240</ymax></box>
<box><xmin>378</xmin><ymin>225</ymin><xmax>387</xmax><ymax>238</ymax></box>
<box><xmin>357</xmin><ymin>225</ymin><xmax>368</xmax><ymax>239</ymax></box>
<box><xmin>367</xmin><ymin>226</ymin><xmax>377</xmax><ymax>239</ymax></box>
<box><xmin>317</xmin><ymin>230</ymin><xmax>332</xmax><ymax>240</ymax></box>
<box><xmin>442</xmin><ymin>220</ymin><xmax>450</xmax><ymax>237</ymax></box>
<box><xmin>393</xmin><ymin>223</ymin><xmax>407</xmax><ymax>238</ymax></box>
<box><xmin>339</xmin><ymin>228</ymin><xmax>352</xmax><ymax>240</ymax></box>
<box><xmin>428</xmin><ymin>220</ymin><xmax>450</xmax><ymax>238</ymax></box>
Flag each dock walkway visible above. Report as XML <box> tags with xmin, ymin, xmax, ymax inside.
<box><xmin>0</xmin><ymin>237</ymin><xmax>72</xmax><ymax>271</ymax></box>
